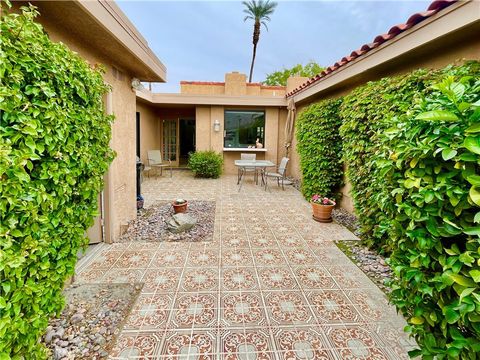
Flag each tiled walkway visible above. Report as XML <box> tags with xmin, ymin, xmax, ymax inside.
<box><xmin>76</xmin><ymin>171</ymin><xmax>415</xmax><ymax>359</ymax></box>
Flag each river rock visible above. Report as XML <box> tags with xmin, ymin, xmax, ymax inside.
<box><xmin>167</xmin><ymin>213</ymin><xmax>196</xmax><ymax>233</ymax></box>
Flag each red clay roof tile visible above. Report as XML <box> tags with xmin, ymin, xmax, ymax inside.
<box><xmin>286</xmin><ymin>0</ymin><xmax>458</xmax><ymax>98</ymax></box>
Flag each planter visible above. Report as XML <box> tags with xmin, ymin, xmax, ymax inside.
<box><xmin>311</xmin><ymin>202</ymin><xmax>334</xmax><ymax>223</ymax></box>
<box><xmin>172</xmin><ymin>201</ymin><xmax>188</xmax><ymax>214</ymax></box>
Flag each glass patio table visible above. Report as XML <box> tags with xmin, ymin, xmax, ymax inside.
<box><xmin>234</xmin><ymin>159</ymin><xmax>276</xmax><ymax>191</ymax></box>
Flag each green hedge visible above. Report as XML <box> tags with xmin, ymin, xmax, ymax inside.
<box><xmin>339</xmin><ymin>69</ymin><xmax>437</xmax><ymax>250</ymax></box>
<box><xmin>296</xmin><ymin>61</ymin><xmax>480</xmax><ymax>357</ymax></box>
<box><xmin>296</xmin><ymin>98</ymin><xmax>343</xmax><ymax>199</ymax></box>
<box><xmin>383</xmin><ymin>66</ymin><xmax>480</xmax><ymax>358</ymax></box>
<box><xmin>188</xmin><ymin>150</ymin><xmax>223</xmax><ymax>178</ymax></box>
<box><xmin>0</xmin><ymin>5</ymin><xmax>114</xmax><ymax>358</ymax></box>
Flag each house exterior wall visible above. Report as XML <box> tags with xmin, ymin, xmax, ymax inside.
<box><xmin>137</xmin><ymin>102</ymin><xmax>161</xmax><ymax>165</ymax></box>
<box><xmin>289</xmin><ymin>30</ymin><xmax>480</xmax><ymax>214</ymax></box>
<box><xmin>30</xmin><ymin>7</ymin><xmax>139</xmax><ymax>241</ymax></box>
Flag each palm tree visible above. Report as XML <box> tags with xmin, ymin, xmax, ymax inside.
<box><xmin>243</xmin><ymin>0</ymin><xmax>277</xmax><ymax>83</ymax></box>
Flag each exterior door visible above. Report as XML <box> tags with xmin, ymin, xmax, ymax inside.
<box><xmin>162</xmin><ymin>119</ymin><xmax>179</xmax><ymax>167</ymax></box>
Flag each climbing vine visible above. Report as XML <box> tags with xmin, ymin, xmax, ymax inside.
<box><xmin>0</xmin><ymin>4</ymin><xmax>114</xmax><ymax>358</ymax></box>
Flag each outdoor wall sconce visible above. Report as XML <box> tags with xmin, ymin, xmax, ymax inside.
<box><xmin>213</xmin><ymin>120</ymin><xmax>221</xmax><ymax>132</ymax></box>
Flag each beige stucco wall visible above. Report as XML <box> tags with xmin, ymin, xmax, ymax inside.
<box><xmin>137</xmin><ymin>102</ymin><xmax>161</xmax><ymax>164</ymax></box>
<box><xmin>192</xmin><ymin>104</ymin><xmax>288</xmax><ymax>175</ymax></box>
<box><xmin>32</xmin><ymin>8</ymin><xmax>138</xmax><ymax>241</ymax></box>
<box><xmin>289</xmin><ymin>33</ymin><xmax>480</xmax><ymax>214</ymax></box>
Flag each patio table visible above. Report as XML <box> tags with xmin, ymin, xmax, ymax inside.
<box><xmin>234</xmin><ymin>160</ymin><xmax>275</xmax><ymax>192</ymax></box>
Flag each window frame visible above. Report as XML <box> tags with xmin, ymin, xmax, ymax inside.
<box><xmin>223</xmin><ymin>109</ymin><xmax>266</xmax><ymax>149</ymax></box>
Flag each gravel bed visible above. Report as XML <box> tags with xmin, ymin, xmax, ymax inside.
<box><xmin>42</xmin><ymin>283</ymin><xmax>141</xmax><ymax>360</ymax></box>
<box><xmin>120</xmin><ymin>200</ymin><xmax>215</xmax><ymax>242</ymax></box>
<box><xmin>332</xmin><ymin>208</ymin><xmax>361</xmax><ymax>237</ymax></box>
<box><xmin>336</xmin><ymin>240</ymin><xmax>393</xmax><ymax>294</ymax></box>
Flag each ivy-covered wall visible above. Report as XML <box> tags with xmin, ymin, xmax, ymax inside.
<box><xmin>0</xmin><ymin>5</ymin><xmax>114</xmax><ymax>357</ymax></box>
<box><xmin>295</xmin><ymin>61</ymin><xmax>480</xmax><ymax>358</ymax></box>
<box><xmin>296</xmin><ymin>98</ymin><xmax>343</xmax><ymax>199</ymax></box>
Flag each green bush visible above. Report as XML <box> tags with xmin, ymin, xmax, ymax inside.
<box><xmin>0</xmin><ymin>4</ymin><xmax>114</xmax><ymax>358</ymax></box>
<box><xmin>382</xmin><ymin>66</ymin><xmax>480</xmax><ymax>359</ymax></box>
<box><xmin>296</xmin><ymin>98</ymin><xmax>343</xmax><ymax>200</ymax></box>
<box><xmin>296</xmin><ymin>61</ymin><xmax>479</xmax><ymax>357</ymax></box>
<box><xmin>339</xmin><ymin>69</ymin><xmax>436</xmax><ymax>250</ymax></box>
<box><xmin>188</xmin><ymin>150</ymin><xmax>223</xmax><ymax>178</ymax></box>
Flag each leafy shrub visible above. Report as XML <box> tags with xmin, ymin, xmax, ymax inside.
<box><xmin>382</xmin><ymin>65</ymin><xmax>480</xmax><ymax>358</ymax></box>
<box><xmin>296</xmin><ymin>98</ymin><xmax>343</xmax><ymax>199</ymax></box>
<box><xmin>339</xmin><ymin>70</ymin><xmax>437</xmax><ymax>250</ymax></box>
<box><xmin>188</xmin><ymin>150</ymin><xmax>223</xmax><ymax>178</ymax></box>
<box><xmin>298</xmin><ymin>61</ymin><xmax>479</xmax><ymax>357</ymax></box>
<box><xmin>0</xmin><ymin>5</ymin><xmax>114</xmax><ymax>358</ymax></box>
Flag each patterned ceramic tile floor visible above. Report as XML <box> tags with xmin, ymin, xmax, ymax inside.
<box><xmin>76</xmin><ymin>171</ymin><xmax>416</xmax><ymax>359</ymax></box>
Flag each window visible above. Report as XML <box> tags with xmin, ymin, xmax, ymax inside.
<box><xmin>224</xmin><ymin>110</ymin><xmax>265</xmax><ymax>148</ymax></box>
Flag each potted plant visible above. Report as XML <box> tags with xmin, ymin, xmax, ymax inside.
<box><xmin>310</xmin><ymin>195</ymin><xmax>336</xmax><ymax>223</ymax></box>
<box><xmin>172</xmin><ymin>198</ymin><xmax>188</xmax><ymax>213</ymax></box>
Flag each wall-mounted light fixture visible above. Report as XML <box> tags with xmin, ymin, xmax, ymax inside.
<box><xmin>213</xmin><ymin>119</ymin><xmax>221</xmax><ymax>132</ymax></box>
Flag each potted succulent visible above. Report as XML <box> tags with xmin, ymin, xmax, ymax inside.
<box><xmin>172</xmin><ymin>198</ymin><xmax>188</xmax><ymax>214</ymax></box>
<box><xmin>310</xmin><ymin>195</ymin><xmax>336</xmax><ymax>223</ymax></box>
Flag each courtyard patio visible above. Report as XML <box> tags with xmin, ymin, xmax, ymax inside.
<box><xmin>75</xmin><ymin>171</ymin><xmax>415</xmax><ymax>359</ymax></box>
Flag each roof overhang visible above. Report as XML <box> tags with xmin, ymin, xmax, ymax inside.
<box><xmin>25</xmin><ymin>0</ymin><xmax>166</xmax><ymax>82</ymax></box>
<box><xmin>136</xmin><ymin>91</ymin><xmax>288</xmax><ymax>107</ymax></box>
<box><xmin>290</xmin><ymin>0</ymin><xmax>479</xmax><ymax>104</ymax></box>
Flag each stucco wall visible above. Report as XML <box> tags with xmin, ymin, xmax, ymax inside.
<box><xmin>192</xmin><ymin>104</ymin><xmax>288</xmax><ymax>175</ymax></box>
<box><xmin>289</xmin><ymin>34</ymin><xmax>480</xmax><ymax>214</ymax></box>
<box><xmin>137</xmin><ymin>102</ymin><xmax>160</xmax><ymax>165</ymax></box>
<box><xmin>32</xmin><ymin>7</ymin><xmax>138</xmax><ymax>241</ymax></box>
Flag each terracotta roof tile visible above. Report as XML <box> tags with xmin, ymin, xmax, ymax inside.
<box><xmin>286</xmin><ymin>0</ymin><xmax>458</xmax><ymax>98</ymax></box>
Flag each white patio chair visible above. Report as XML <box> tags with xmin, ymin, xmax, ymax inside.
<box><xmin>266</xmin><ymin>157</ymin><xmax>289</xmax><ymax>190</ymax></box>
<box><xmin>147</xmin><ymin>150</ymin><xmax>172</xmax><ymax>177</ymax></box>
<box><xmin>241</xmin><ymin>153</ymin><xmax>258</xmax><ymax>184</ymax></box>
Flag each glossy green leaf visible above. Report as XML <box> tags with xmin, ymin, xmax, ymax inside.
<box><xmin>415</xmin><ymin>110</ymin><xmax>459</xmax><ymax>122</ymax></box>
<box><xmin>464</xmin><ymin>137</ymin><xmax>480</xmax><ymax>155</ymax></box>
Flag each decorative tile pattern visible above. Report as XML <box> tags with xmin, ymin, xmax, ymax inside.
<box><xmin>221</xmin><ymin>329</ymin><xmax>274</xmax><ymax>359</ymax></box>
<box><xmin>181</xmin><ymin>268</ymin><xmax>218</xmax><ymax>292</ymax></box>
<box><xmin>142</xmin><ymin>268</ymin><xmax>180</xmax><ymax>293</ymax></box>
<box><xmin>274</xmin><ymin>328</ymin><xmax>332</xmax><ymax>360</ymax></box>
<box><xmin>221</xmin><ymin>293</ymin><xmax>267</xmax><ymax>327</ymax></box>
<box><xmin>75</xmin><ymin>173</ymin><xmax>412</xmax><ymax>358</ymax></box>
<box><xmin>326</xmin><ymin>326</ymin><xmax>389</xmax><ymax>359</ymax></box>
<box><xmin>265</xmin><ymin>292</ymin><xmax>314</xmax><ymax>325</ymax></box>
<box><xmin>258</xmin><ymin>267</ymin><xmax>297</xmax><ymax>290</ymax></box>
<box><xmin>253</xmin><ymin>248</ymin><xmax>285</xmax><ymax>266</ymax></box>
<box><xmin>222</xmin><ymin>267</ymin><xmax>258</xmax><ymax>291</ymax></box>
<box><xmin>294</xmin><ymin>267</ymin><xmax>337</xmax><ymax>289</ymax></box>
<box><xmin>172</xmin><ymin>293</ymin><xmax>217</xmax><ymax>329</ymax></box>
<box><xmin>161</xmin><ymin>330</ymin><xmax>216</xmax><ymax>359</ymax></box>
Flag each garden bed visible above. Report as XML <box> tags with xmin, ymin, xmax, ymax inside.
<box><xmin>120</xmin><ymin>200</ymin><xmax>215</xmax><ymax>242</ymax></box>
<box><xmin>42</xmin><ymin>283</ymin><xmax>141</xmax><ymax>360</ymax></box>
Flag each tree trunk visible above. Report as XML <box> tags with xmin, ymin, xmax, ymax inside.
<box><xmin>248</xmin><ymin>21</ymin><xmax>261</xmax><ymax>83</ymax></box>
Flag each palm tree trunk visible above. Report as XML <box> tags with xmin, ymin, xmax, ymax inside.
<box><xmin>248</xmin><ymin>43</ymin><xmax>257</xmax><ymax>83</ymax></box>
<box><xmin>248</xmin><ymin>21</ymin><xmax>261</xmax><ymax>83</ymax></box>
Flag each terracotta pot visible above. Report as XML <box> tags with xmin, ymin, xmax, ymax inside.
<box><xmin>172</xmin><ymin>201</ymin><xmax>188</xmax><ymax>214</ymax></box>
<box><xmin>311</xmin><ymin>202</ymin><xmax>334</xmax><ymax>223</ymax></box>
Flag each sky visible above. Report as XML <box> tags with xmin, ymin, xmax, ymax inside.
<box><xmin>117</xmin><ymin>0</ymin><xmax>431</xmax><ymax>92</ymax></box>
